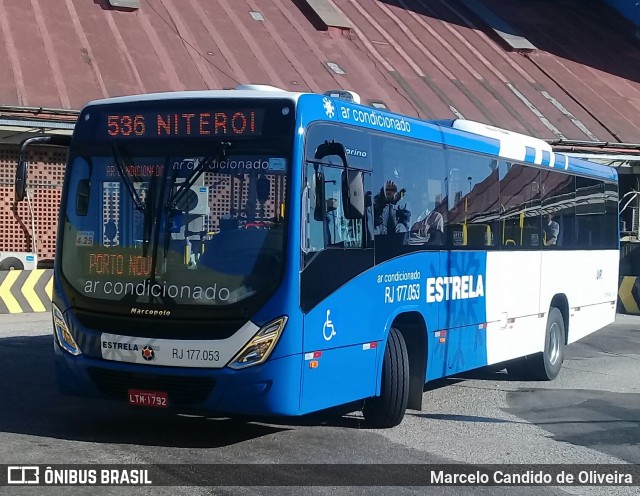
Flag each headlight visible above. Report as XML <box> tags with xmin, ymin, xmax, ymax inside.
<box><xmin>52</xmin><ymin>303</ymin><xmax>81</xmax><ymax>356</ymax></box>
<box><xmin>228</xmin><ymin>316</ymin><xmax>287</xmax><ymax>369</ymax></box>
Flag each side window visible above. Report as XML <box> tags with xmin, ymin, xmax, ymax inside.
<box><xmin>604</xmin><ymin>182</ymin><xmax>619</xmax><ymax>249</ymax></box>
<box><xmin>66</xmin><ymin>156</ymin><xmax>94</xmax><ymax>228</ymax></box>
<box><xmin>576</xmin><ymin>177</ymin><xmax>606</xmax><ymax>249</ymax></box>
<box><xmin>302</xmin><ymin>123</ymin><xmax>371</xmax><ymax>266</ymax></box>
<box><xmin>305</xmin><ymin>162</ymin><xmax>325</xmax><ymax>253</ymax></box>
<box><xmin>300</xmin><ymin>123</ymin><xmax>375</xmax><ymax>311</ymax></box>
<box><xmin>445</xmin><ymin>151</ymin><xmax>499</xmax><ymax>249</ymax></box>
<box><xmin>306</xmin><ymin>163</ymin><xmax>365</xmax><ymax>253</ymax></box>
<box><xmin>499</xmin><ymin>163</ymin><xmax>541</xmax><ymax>249</ymax></box>
<box><xmin>540</xmin><ymin>170</ymin><xmax>574</xmax><ymax>249</ymax></box>
<box><xmin>371</xmin><ymin>134</ymin><xmax>446</xmax><ymax>261</ymax></box>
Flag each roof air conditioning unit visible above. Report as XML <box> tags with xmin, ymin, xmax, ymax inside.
<box><xmin>323</xmin><ymin>90</ymin><xmax>361</xmax><ymax>104</ymax></box>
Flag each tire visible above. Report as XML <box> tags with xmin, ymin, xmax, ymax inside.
<box><xmin>527</xmin><ymin>307</ymin><xmax>565</xmax><ymax>380</ymax></box>
<box><xmin>0</xmin><ymin>257</ymin><xmax>24</xmax><ymax>270</ymax></box>
<box><xmin>363</xmin><ymin>328</ymin><xmax>409</xmax><ymax>428</ymax></box>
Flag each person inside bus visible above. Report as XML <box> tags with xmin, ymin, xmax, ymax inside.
<box><xmin>543</xmin><ymin>213</ymin><xmax>560</xmax><ymax>246</ymax></box>
<box><xmin>373</xmin><ymin>180</ymin><xmax>411</xmax><ymax>235</ymax></box>
<box><xmin>409</xmin><ymin>192</ymin><xmax>444</xmax><ymax>245</ymax></box>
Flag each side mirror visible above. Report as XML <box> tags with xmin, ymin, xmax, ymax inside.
<box><xmin>313</xmin><ymin>171</ymin><xmax>325</xmax><ymax>222</ymax></box>
<box><xmin>342</xmin><ymin>170</ymin><xmax>365</xmax><ymax>219</ymax></box>
<box><xmin>15</xmin><ymin>159</ymin><xmax>27</xmax><ymax>202</ymax></box>
<box><xmin>15</xmin><ymin>134</ymin><xmax>71</xmax><ymax>202</ymax></box>
<box><xmin>76</xmin><ymin>179</ymin><xmax>90</xmax><ymax>216</ymax></box>
<box><xmin>314</xmin><ymin>140</ymin><xmax>348</xmax><ymax>167</ymax></box>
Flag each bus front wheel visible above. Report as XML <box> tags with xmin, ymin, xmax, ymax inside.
<box><xmin>363</xmin><ymin>327</ymin><xmax>409</xmax><ymax>428</ymax></box>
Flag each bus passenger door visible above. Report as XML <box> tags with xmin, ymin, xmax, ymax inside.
<box><xmin>435</xmin><ymin>157</ymin><xmax>496</xmax><ymax>376</ymax></box>
<box><xmin>299</xmin><ymin>154</ymin><xmax>377</xmax><ymax>414</ymax></box>
<box><xmin>485</xmin><ymin>162</ymin><xmax>543</xmax><ymax>364</ymax></box>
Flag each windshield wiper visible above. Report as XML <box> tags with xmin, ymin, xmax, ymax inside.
<box><xmin>111</xmin><ymin>144</ymin><xmax>158</xmax><ymax>256</ymax></box>
<box><xmin>111</xmin><ymin>144</ymin><xmax>145</xmax><ymax>212</ymax></box>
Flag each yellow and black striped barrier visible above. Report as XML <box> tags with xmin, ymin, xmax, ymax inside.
<box><xmin>0</xmin><ymin>269</ymin><xmax>53</xmax><ymax>314</ymax></box>
<box><xmin>618</xmin><ymin>276</ymin><xmax>640</xmax><ymax>315</ymax></box>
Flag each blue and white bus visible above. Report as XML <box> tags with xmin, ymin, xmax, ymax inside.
<box><xmin>16</xmin><ymin>86</ymin><xmax>619</xmax><ymax>427</ymax></box>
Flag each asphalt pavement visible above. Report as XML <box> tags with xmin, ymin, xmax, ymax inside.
<box><xmin>0</xmin><ymin>311</ymin><xmax>637</xmax><ymax>496</ymax></box>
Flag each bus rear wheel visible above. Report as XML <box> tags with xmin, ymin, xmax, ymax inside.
<box><xmin>528</xmin><ymin>307</ymin><xmax>565</xmax><ymax>380</ymax></box>
<box><xmin>363</xmin><ymin>327</ymin><xmax>409</xmax><ymax>428</ymax></box>
<box><xmin>507</xmin><ymin>307</ymin><xmax>565</xmax><ymax>381</ymax></box>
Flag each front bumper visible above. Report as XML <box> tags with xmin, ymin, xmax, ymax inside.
<box><xmin>54</xmin><ymin>341</ymin><xmax>303</xmax><ymax>417</ymax></box>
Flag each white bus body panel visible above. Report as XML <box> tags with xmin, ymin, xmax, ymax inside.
<box><xmin>539</xmin><ymin>250</ymin><xmax>618</xmax><ymax>343</ymax></box>
<box><xmin>484</xmin><ymin>250</ymin><xmax>618</xmax><ymax>365</ymax></box>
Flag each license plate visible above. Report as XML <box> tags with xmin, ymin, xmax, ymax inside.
<box><xmin>127</xmin><ymin>389</ymin><xmax>169</xmax><ymax>408</ymax></box>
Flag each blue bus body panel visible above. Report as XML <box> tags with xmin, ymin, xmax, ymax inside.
<box><xmin>440</xmin><ymin>127</ymin><xmax>500</xmax><ymax>155</ymax></box>
<box><xmin>298</xmin><ymin>250</ymin><xmax>488</xmax><ymax>412</ymax></box>
<box><xmin>525</xmin><ymin>146</ymin><xmax>537</xmax><ymax>163</ymax></box>
<box><xmin>440</xmin><ymin>252</ymin><xmax>487</xmax><ymax>329</ymax></box>
<box><xmin>567</xmin><ymin>156</ymin><xmax>618</xmax><ymax>181</ymax></box>
<box><xmin>300</xmin><ymin>344</ymin><xmax>379</xmax><ymax>414</ymax></box>
<box><xmin>554</xmin><ymin>153</ymin><xmax>568</xmax><ymax>171</ymax></box>
<box><xmin>296</xmin><ymin>94</ymin><xmax>442</xmax><ymax>144</ymax></box>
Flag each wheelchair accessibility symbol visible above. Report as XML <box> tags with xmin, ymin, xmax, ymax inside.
<box><xmin>323</xmin><ymin>310</ymin><xmax>336</xmax><ymax>341</ymax></box>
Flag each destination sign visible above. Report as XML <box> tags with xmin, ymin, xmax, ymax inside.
<box><xmin>103</xmin><ymin>109</ymin><xmax>265</xmax><ymax>139</ymax></box>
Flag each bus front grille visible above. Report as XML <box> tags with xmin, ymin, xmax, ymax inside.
<box><xmin>87</xmin><ymin>367</ymin><xmax>215</xmax><ymax>406</ymax></box>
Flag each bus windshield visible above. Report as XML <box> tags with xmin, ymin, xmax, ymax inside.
<box><xmin>60</xmin><ymin>140</ymin><xmax>290</xmax><ymax>309</ymax></box>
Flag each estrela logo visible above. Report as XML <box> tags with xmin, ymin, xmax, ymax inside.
<box><xmin>141</xmin><ymin>345</ymin><xmax>155</xmax><ymax>361</ymax></box>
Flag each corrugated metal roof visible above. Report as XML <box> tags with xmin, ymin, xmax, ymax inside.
<box><xmin>0</xmin><ymin>0</ymin><xmax>638</xmax><ymax>145</ymax></box>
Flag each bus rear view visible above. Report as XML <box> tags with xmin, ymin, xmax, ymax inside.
<box><xmin>49</xmin><ymin>93</ymin><xmax>302</xmax><ymax>416</ymax></box>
